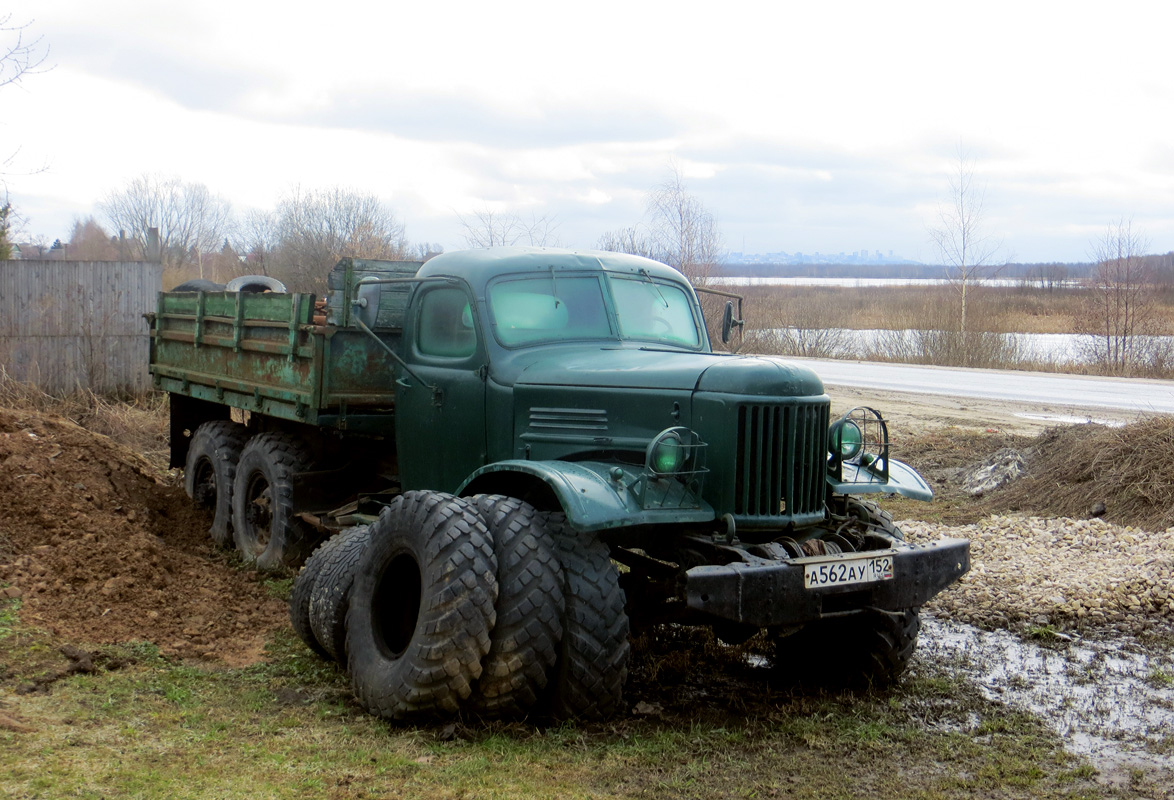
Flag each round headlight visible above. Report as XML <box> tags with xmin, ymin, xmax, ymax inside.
<box><xmin>830</xmin><ymin>420</ymin><xmax>864</xmax><ymax>461</ymax></box>
<box><xmin>650</xmin><ymin>431</ymin><xmax>686</xmax><ymax>475</ymax></box>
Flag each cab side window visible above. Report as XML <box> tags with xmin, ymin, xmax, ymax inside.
<box><xmin>417</xmin><ymin>287</ymin><xmax>477</xmax><ymax>358</ymax></box>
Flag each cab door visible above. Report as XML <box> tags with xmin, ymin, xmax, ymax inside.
<box><xmin>395</xmin><ymin>282</ymin><xmax>488</xmax><ymax>493</ymax></box>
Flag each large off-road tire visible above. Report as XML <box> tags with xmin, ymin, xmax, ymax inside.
<box><xmin>346</xmin><ymin>491</ymin><xmax>498</xmax><ymax>720</ymax></box>
<box><xmin>772</xmin><ymin>607</ymin><xmax>921</xmax><ymax>687</ymax></box>
<box><xmin>289</xmin><ymin>534</ymin><xmax>351</xmax><ymax>659</ymax></box>
<box><xmin>308</xmin><ymin>525</ymin><xmax>372</xmax><ymax>667</ymax></box>
<box><xmin>183</xmin><ymin>420</ymin><xmax>248</xmax><ymax>547</ymax></box>
<box><xmin>467</xmin><ymin>495</ymin><xmax>564</xmax><ymax>716</ymax></box>
<box><xmin>846</xmin><ymin>498</ymin><xmax>904</xmax><ymax>541</ymax></box>
<box><xmin>231</xmin><ymin>433</ymin><xmax>320</xmax><ymax>570</ymax></box>
<box><xmin>545</xmin><ymin>516</ymin><xmax>630</xmax><ymax>720</ymax></box>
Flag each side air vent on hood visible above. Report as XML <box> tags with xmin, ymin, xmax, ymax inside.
<box><xmin>528</xmin><ymin>407</ymin><xmax>609</xmax><ymax>434</ymax></box>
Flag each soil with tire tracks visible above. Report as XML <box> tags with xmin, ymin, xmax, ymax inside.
<box><xmin>0</xmin><ymin>406</ymin><xmax>286</xmax><ymax>667</ymax></box>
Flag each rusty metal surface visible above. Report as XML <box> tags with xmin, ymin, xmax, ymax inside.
<box><xmin>150</xmin><ymin>288</ymin><xmax>399</xmax><ymax>429</ymax></box>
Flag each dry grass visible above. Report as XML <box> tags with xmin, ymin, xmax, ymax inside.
<box><xmin>743</xmin><ymin>283</ymin><xmax>1174</xmax><ymax>337</ymax></box>
<box><xmin>886</xmin><ymin>419</ymin><xmax>1174</xmax><ymax>532</ymax></box>
<box><xmin>0</xmin><ymin>368</ymin><xmax>170</xmax><ymax>470</ymax></box>
<box><xmin>990</xmin><ymin>417</ymin><xmax>1174</xmax><ymax>532</ymax></box>
<box><xmin>741</xmin><ymin>283</ymin><xmax>1174</xmax><ymax>376</ymax></box>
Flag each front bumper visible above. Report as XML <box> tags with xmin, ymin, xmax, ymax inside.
<box><xmin>684</xmin><ymin>537</ymin><xmax>970</xmax><ymax>627</ymax></box>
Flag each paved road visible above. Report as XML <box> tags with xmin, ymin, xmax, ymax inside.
<box><xmin>794</xmin><ymin>358</ymin><xmax>1174</xmax><ymax>415</ymax></box>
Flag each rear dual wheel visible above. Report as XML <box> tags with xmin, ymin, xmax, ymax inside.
<box><xmin>232</xmin><ymin>433</ymin><xmax>321</xmax><ymax>570</ymax></box>
<box><xmin>183</xmin><ymin>420</ymin><xmax>247</xmax><ymax>547</ymax></box>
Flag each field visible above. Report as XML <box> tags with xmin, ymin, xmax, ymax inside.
<box><xmin>738</xmin><ymin>283</ymin><xmax>1174</xmax><ymax>377</ymax></box>
<box><xmin>2</xmin><ymin>384</ymin><xmax>1173</xmax><ymax>799</ymax></box>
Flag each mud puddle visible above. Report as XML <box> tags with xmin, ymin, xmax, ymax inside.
<box><xmin>919</xmin><ymin>615</ymin><xmax>1174</xmax><ymax>777</ymax></box>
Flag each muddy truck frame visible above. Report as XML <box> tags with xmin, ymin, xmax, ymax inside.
<box><xmin>149</xmin><ymin>246</ymin><xmax>969</xmax><ymax>720</ymax></box>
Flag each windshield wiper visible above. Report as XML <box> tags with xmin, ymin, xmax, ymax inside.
<box><xmin>638</xmin><ymin>268</ymin><xmax>670</xmax><ymax>308</ymax></box>
<box><xmin>549</xmin><ymin>265</ymin><xmax>561</xmax><ymax>308</ymax></box>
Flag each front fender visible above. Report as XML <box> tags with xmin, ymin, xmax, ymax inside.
<box><xmin>826</xmin><ymin>456</ymin><xmax>934</xmax><ymax>502</ymax></box>
<box><xmin>458</xmin><ymin>460</ymin><xmax>716</xmax><ymax>533</ymax></box>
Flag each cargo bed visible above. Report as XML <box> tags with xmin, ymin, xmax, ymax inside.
<box><xmin>148</xmin><ymin>259</ymin><xmax>420</xmax><ymax>432</ymax></box>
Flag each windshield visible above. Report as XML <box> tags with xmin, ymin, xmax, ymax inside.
<box><xmin>609</xmin><ymin>276</ymin><xmax>702</xmax><ymax>348</ymax></box>
<box><xmin>489</xmin><ymin>276</ymin><xmax>613</xmax><ymax>346</ymax></box>
<box><xmin>487</xmin><ymin>272</ymin><xmax>703</xmax><ymax>349</ymax></box>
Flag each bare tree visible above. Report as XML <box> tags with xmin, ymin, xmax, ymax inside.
<box><xmin>0</xmin><ymin>197</ymin><xmax>13</xmax><ymax>259</ymax></box>
<box><xmin>2</xmin><ymin>15</ymin><xmax>50</xmax><ymax>183</ymax></box>
<box><xmin>1079</xmin><ymin>219</ymin><xmax>1155</xmax><ymax>374</ymax></box>
<box><xmin>1</xmin><ymin>14</ymin><xmax>49</xmax><ymax>90</ymax></box>
<box><xmin>928</xmin><ymin>148</ymin><xmax>1001</xmax><ymax>354</ymax></box>
<box><xmin>236</xmin><ymin>208</ymin><xmax>280</xmax><ymax>275</ymax></box>
<box><xmin>596</xmin><ymin>225</ymin><xmax>659</xmax><ymax>260</ymax></box>
<box><xmin>100</xmin><ymin>175</ymin><xmax>233</xmax><ymax>273</ymax></box>
<box><xmin>458</xmin><ymin>207</ymin><xmax>560</xmax><ymax>248</ymax></box>
<box><xmin>598</xmin><ymin>166</ymin><xmax>723</xmax><ymax>288</ymax></box>
<box><xmin>646</xmin><ymin>165</ymin><xmax>723</xmax><ymax>287</ymax></box>
<box><xmin>65</xmin><ymin>217</ymin><xmax>121</xmax><ymax>260</ymax></box>
<box><xmin>264</xmin><ymin>186</ymin><xmax>411</xmax><ymax>291</ymax></box>
<box><xmin>597</xmin><ymin>166</ymin><xmax>727</xmax><ymax>346</ymax></box>
<box><xmin>410</xmin><ymin>242</ymin><xmax>445</xmax><ymax>261</ymax></box>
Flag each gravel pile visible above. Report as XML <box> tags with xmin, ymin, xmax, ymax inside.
<box><xmin>901</xmin><ymin>515</ymin><xmax>1174</xmax><ymax>634</ymax></box>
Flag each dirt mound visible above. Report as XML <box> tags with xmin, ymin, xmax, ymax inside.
<box><xmin>0</xmin><ymin>406</ymin><xmax>285</xmax><ymax>666</ymax></box>
<box><xmin>986</xmin><ymin>417</ymin><xmax>1174</xmax><ymax>531</ymax></box>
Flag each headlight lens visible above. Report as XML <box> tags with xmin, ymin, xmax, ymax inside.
<box><xmin>830</xmin><ymin>419</ymin><xmax>864</xmax><ymax>461</ymax></box>
<box><xmin>650</xmin><ymin>431</ymin><xmax>686</xmax><ymax>475</ymax></box>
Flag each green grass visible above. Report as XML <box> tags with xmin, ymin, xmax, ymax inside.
<box><xmin>0</xmin><ymin>609</ymin><xmax>1112</xmax><ymax>800</ymax></box>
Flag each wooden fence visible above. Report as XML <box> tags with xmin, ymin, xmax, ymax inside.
<box><xmin>0</xmin><ymin>261</ymin><xmax>164</xmax><ymax>394</ymax></box>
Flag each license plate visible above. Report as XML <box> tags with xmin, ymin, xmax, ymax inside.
<box><xmin>804</xmin><ymin>555</ymin><xmax>894</xmax><ymax>589</ymax></box>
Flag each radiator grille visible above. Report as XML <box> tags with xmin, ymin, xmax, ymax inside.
<box><xmin>734</xmin><ymin>403</ymin><xmax>828</xmax><ymax>518</ymax></box>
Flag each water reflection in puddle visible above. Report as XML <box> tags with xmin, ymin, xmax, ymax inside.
<box><xmin>919</xmin><ymin>615</ymin><xmax>1174</xmax><ymax>774</ymax></box>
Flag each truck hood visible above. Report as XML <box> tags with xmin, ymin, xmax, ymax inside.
<box><xmin>502</xmin><ymin>346</ymin><xmax>825</xmax><ymax>397</ymax></box>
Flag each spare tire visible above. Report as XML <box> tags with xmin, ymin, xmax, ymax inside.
<box><xmin>226</xmin><ymin>275</ymin><xmax>287</xmax><ymax>293</ymax></box>
<box><xmin>289</xmin><ymin>535</ymin><xmax>351</xmax><ymax>659</ymax></box>
<box><xmin>346</xmin><ymin>491</ymin><xmax>498</xmax><ymax>720</ymax></box>
<box><xmin>467</xmin><ymin>495</ymin><xmax>564</xmax><ymax>716</ymax></box>
<box><xmin>170</xmin><ymin>279</ymin><xmax>225</xmax><ymax>292</ymax></box>
<box><xmin>308</xmin><ymin>525</ymin><xmax>372</xmax><ymax>667</ymax></box>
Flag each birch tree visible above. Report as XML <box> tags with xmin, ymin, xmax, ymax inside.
<box><xmin>1081</xmin><ymin>219</ymin><xmax>1155</xmax><ymax>374</ymax></box>
<box><xmin>928</xmin><ymin>149</ymin><xmax>1001</xmax><ymax>357</ymax></box>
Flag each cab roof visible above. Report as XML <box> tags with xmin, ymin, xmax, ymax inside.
<box><xmin>417</xmin><ymin>247</ymin><xmax>688</xmax><ymax>291</ymax></box>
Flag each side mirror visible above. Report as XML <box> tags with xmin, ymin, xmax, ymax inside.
<box><xmin>721</xmin><ymin>300</ymin><xmax>743</xmax><ymax>344</ymax></box>
<box><xmin>353</xmin><ymin>277</ymin><xmax>381</xmax><ymax>329</ymax></box>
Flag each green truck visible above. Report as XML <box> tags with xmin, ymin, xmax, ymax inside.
<box><xmin>149</xmin><ymin>246</ymin><xmax>969</xmax><ymax>720</ymax></box>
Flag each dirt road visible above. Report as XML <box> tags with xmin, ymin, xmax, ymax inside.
<box><xmin>829</xmin><ymin>382</ymin><xmax>1152</xmax><ymax>436</ymax></box>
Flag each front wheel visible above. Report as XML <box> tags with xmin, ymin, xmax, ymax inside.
<box><xmin>544</xmin><ymin>517</ymin><xmax>630</xmax><ymax>720</ymax></box>
<box><xmin>772</xmin><ymin>608</ymin><xmax>921</xmax><ymax>687</ymax></box>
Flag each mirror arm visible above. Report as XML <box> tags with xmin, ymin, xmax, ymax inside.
<box><xmin>351</xmin><ymin>314</ymin><xmax>437</xmax><ymax>393</ymax></box>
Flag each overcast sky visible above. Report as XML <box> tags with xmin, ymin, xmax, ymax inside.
<box><xmin>4</xmin><ymin>0</ymin><xmax>1174</xmax><ymax>263</ymax></box>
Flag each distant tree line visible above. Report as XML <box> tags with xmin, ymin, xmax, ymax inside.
<box><xmin>9</xmin><ymin>175</ymin><xmax>442</xmax><ymax>293</ymax></box>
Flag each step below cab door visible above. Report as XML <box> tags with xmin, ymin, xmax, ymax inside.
<box><xmin>396</xmin><ymin>282</ymin><xmax>488</xmax><ymax>493</ymax></box>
